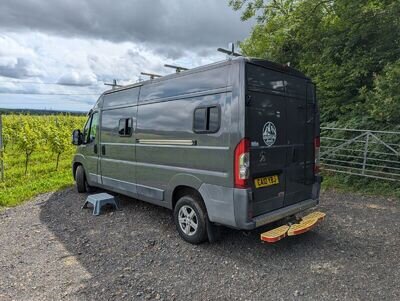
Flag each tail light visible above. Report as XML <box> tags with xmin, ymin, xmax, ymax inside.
<box><xmin>314</xmin><ymin>136</ymin><xmax>320</xmax><ymax>174</ymax></box>
<box><xmin>234</xmin><ymin>138</ymin><xmax>250</xmax><ymax>188</ymax></box>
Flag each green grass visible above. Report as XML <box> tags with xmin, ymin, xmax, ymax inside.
<box><xmin>1</xmin><ymin>144</ymin><xmax>398</xmax><ymax>208</ymax></box>
<box><xmin>321</xmin><ymin>171</ymin><xmax>400</xmax><ymax>199</ymax></box>
<box><xmin>0</xmin><ymin>144</ymin><xmax>76</xmax><ymax>207</ymax></box>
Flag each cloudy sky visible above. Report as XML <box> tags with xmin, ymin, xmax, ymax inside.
<box><xmin>0</xmin><ymin>0</ymin><xmax>253</xmax><ymax>112</ymax></box>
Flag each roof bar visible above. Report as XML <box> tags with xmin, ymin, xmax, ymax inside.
<box><xmin>217</xmin><ymin>42</ymin><xmax>242</xmax><ymax>57</ymax></box>
<box><xmin>140</xmin><ymin>72</ymin><xmax>162</xmax><ymax>80</ymax></box>
<box><xmin>104</xmin><ymin>79</ymin><xmax>123</xmax><ymax>90</ymax></box>
<box><xmin>164</xmin><ymin>64</ymin><xmax>189</xmax><ymax>73</ymax></box>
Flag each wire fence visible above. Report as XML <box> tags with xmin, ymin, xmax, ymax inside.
<box><xmin>320</xmin><ymin>127</ymin><xmax>400</xmax><ymax>182</ymax></box>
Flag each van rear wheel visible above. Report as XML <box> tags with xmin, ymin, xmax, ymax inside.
<box><xmin>174</xmin><ymin>195</ymin><xmax>207</xmax><ymax>244</ymax></box>
<box><xmin>75</xmin><ymin>165</ymin><xmax>92</xmax><ymax>193</ymax></box>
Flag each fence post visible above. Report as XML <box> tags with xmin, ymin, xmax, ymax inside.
<box><xmin>362</xmin><ymin>131</ymin><xmax>370</xmax><ymax>175</ymax></box>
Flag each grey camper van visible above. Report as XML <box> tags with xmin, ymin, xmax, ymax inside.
<box><xmin>72</xmin><ymin>57</ymin><xmax>322</xmax><ymax>244</ymax></box>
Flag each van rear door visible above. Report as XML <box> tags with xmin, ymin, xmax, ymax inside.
<box><xmin>245</xmin><ymin>63</ymin><xmax>316</xmax><ymax>217</ymax></box>
<box><xmin>283</xmin><ymin>76</ymin><xmax>315</xmax><ymax>207</ymax></box>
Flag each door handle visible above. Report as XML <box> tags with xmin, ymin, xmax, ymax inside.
<box><xmin>94</xmin><ymin>144</ymin><xmax>98</xmax><ymax>154</ymax></box>
<box><xmin>101</xmin><ymin>145</ymin><xmax>106</xmax><ymax>155</ymax></box>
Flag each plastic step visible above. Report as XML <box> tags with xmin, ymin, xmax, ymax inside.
<box><xmin>260</xmin><ymin>225</ymin><xmax>289</xmax><ymax>243</ymax></box>
<box><xmin>260</xmin><ymin>211</ymin><xmax>326</xmax><ymax>243</ymax></box>
<box><xmin>301</xmin><ymin>211</ymin><xmax>326</xmax><ymax>222</ymax></box>
<box><xmin>287</xmin><ymin>217</ymin><xmax>319</xmax><ymax>236</ymax></box>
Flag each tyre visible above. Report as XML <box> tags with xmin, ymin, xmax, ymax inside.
<box><xmin>174</xmin><ymin>194</ymin><xmax>208</xmax><ymax>244</ymax></box>
<box><xmin>75</xmin><ymin>165</ymin><xmax>88</xmax><ymax>193</ymax></box>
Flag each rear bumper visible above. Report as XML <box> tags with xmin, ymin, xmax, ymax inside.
<box><xmin>199</xmin><ymin>175</ymin><xmax>322</xmax><ymax>230</ymax></box>
<box><xmin>234</xmin><ymin>175</ymin><xmax>322</xmax><ymax>230</ymax></box>
<box><xmin>236</xmin><ymin>198</ymin><xmax>318</xmax><ymax>230</ymax></box>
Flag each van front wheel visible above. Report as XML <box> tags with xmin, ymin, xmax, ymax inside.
<box><xmin>174</xmin><ymin>195</ymin><xmax>207</xmax><ymax>244</ymax></box>
<box><xmin>75</xmin><ymin>165</ymin><xmax>90</xmax><ymax>193</ymax></box>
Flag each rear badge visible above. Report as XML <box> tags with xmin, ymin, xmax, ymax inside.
<box><xmin>259</xmin><ymin>151</ymin><xmax>266</xmax><ymax>163</ymax></box>
<box><xmin>262</xmin><ymin>122</ymin><xmax>277</xmax><ymax>147</ymax></box>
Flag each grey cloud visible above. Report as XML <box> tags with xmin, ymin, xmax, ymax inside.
<box><xmin>0</xmin><ymin>58</ymin><xmax>40</xmax><ymax>78</ymax></box>
<box><xmin>152</xmin><ymin>46</ymin><xmax>186</xmax><ymax>60</ymax></box>
<box><xmin>57</xmin><ymin>71</ymin><xmax>97</xmax><ymax>86</ymax></box>
<box><xmin>0</xmin><ymin>0</ymin><xmax>253</xmax><ymax>57</ymax></box>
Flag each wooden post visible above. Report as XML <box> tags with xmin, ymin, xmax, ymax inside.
<box><xmin>0</xmin><ymin>115</ymin><xmax>4</xmax><ymax>181</ymax></box>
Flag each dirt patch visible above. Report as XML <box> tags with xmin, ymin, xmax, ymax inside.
<box><xmin>0</xmin><ymin>188</ymin><xmax>399</xmax><ymax>300</ymax></box>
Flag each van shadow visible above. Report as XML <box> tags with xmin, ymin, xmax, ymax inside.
<box><xmin>39</xmin><ymin>188</ymin><xmax>341</xmax><ymax>299</ymax></box>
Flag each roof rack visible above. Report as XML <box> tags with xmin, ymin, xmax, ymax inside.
<box><xmin>104</xmin><ymin>79</ymin><xmax>123</xmax><ymax>90</ymax></box>
<box><xmin>164</xmin><ymin>64</ymin><xmax>189</xmax><ymax>73</ymax></box>
<box><xmin>217</xmin><ymin>42</ymin><xmax>242</xmax><ymax>57</ymax></box>
<box><xmin>140</xmin><ymin>72</ymin><xmax>162</xmax><ymax>80</ymax></box>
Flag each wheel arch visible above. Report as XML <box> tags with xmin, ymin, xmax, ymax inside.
<box><xmin>72</xmin><ymin>162</ymin><xmax>83</xmax><ymax>180</ymax></box>
<box><xmin>171</xmin><ymin>185</ymin><xmax>206</xmax><ymax>212</ymax></box>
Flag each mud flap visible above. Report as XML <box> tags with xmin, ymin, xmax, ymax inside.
<box><xmin>207</xmin><ymin>218</ymin><xmax>222</xmax><ymax>243</ymax></box>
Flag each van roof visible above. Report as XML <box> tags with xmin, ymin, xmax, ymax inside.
<box><xmin>103</xmin><ymin>56</ymin><xmax>309</xmax><ymax>96</ymax></box>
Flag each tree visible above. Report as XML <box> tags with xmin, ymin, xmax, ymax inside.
<box><xmin>2</xmin><ymin>114</ymin><xmax>20</xmax><ymax>152</ymax></box>
<box><xmin>230</xmin><ymin>0</ymin><xmax>400</xmax><ymax>129</ymax></box>
<box><xmin>361</xmin><ymin>59</ymin><xmax>400</xmax><ymax>127</ymax></box>
<box><xmin>15</xmin><ymin>117</ymin><xmax>40</xmax><ymax>175</ymax></box>
<box><xmin>47</xmin><ymin>118</ymin><xmax>71</xmax><ymax>171</ymax></box>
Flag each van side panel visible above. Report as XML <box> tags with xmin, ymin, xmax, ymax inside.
<box><xmin>134</xmin><ymin>65</ymin><xmax>234</xmax><ymax>208</ymax></box>
<box><xmin>135</xmin><ymin>93</ymin><xmax>231</xmax><ymax>203</ymax></box>
<box><xmin>139</xmin><ymin>66</ymin><xmax>229</xmax><ymax>102</ymax></box>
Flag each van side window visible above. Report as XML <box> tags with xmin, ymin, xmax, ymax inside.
<box><xmin>82</xmin><ymin>118</ymin><xmax>91</xmax><ymax>143</ymax></box>
<box><xmin>193</xmin><ymin>106</ymin><xmax>220</xmax><ymax>133</ymax></box>
<box><xmin>118</xmin><ymin>118</ymin><xmax>133</xmax><ymax>137</ymax></box>
<box><xmin>83</xmin><ymin>112</ymin><xmax>99</xmax><ymax>143</ymax></box>
<box><xmin>88</xmin><ymin>112</ymin><xmax>99</xmax><ymax>143</ymax></box>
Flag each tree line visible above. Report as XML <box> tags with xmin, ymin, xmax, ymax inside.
<box><xmin>230</xmin><ymin>0</ymin><xmax>400</xmax><ymax>131</ymax></box>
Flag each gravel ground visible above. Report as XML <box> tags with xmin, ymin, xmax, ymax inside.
<box><xmin>0</xmin><ymin>188</ymin><xmax>399</xmax><ymax>301</ymax></box>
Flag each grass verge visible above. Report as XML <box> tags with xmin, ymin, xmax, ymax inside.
<box><xmin>321</xmin><ymin>171</ymin><xmax>400</xmax><ymax>200</ymax></box>
<box><xmin>0</xmin><ymin>147</ymin><xmax>75</xmax><ymax>207</ymax></box>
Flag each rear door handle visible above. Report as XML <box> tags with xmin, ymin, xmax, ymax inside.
<box><xmin>94</xmin><ymin>144</ymin><xmax>98</xmax><ymax>154</ymax></box>
<box><xmin>101</xmin><ymin>145</ymin><xmax>106</xmax><ymax>155</ymax></box>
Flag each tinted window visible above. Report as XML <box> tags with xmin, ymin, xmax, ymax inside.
<box><xmin>193</xmin><ymin>106</ymin><xmax>220</xmax><ymax>133</ymax></box>
<box><xmin>118</xmin><ymin>118</ymin><xmax>133</xmax><ymax>137</ymax></box>
<box><xmin>208</xmin><ymin>106</ymin><xmax>219</xmax><ymax>132</ymax></box>
<box><xmin>103</xmin><ymin>87</ymin><xmax>139</xmax><ymax>107</ymax></box>
<box><xmin>284</xmin><ymin>75</ymin><xmax>306</xmax><ymax>98</ymax></box>
<box><xmin>194</xmin><ymin>108</ymin><xmax>207</xmax><ymax>131</ymax></box>
<box><xmin>247</xmin><ymin>64</ymin><xmax>285</xmax><ymax>91</ymax></box>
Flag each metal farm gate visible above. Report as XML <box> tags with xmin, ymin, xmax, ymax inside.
<box><xmin>320</xmin><ymin>127</ymin><xmax>400</xmax><ymax>182</ymax></box>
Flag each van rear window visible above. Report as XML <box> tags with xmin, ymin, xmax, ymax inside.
<box><xmin>247</xmin><ymin>64</ymin><xmax>285</xmax><ymax>92</ymax></box>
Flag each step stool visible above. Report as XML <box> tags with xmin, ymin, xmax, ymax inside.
<box><xmin>82</xmin><ymin>193</ymin><xmax>120</xmax><ymax>216</ymax></box>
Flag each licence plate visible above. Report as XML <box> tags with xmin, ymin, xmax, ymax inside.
<box><xmin>254</xmin><ymin>175</ymin><xmax>279</xmax><ymax>188</ymax></box>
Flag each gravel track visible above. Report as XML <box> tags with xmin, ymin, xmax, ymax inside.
<box><xmin>0</xmin><ymin>188</ymin><xmax>399</xmax><ymax>301</ymax></box>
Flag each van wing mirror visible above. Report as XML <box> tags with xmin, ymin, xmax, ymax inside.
<box><xmin>72</xmin><ymin>129</ymin><xmax>83</xmax><ymax>145</ymax></box>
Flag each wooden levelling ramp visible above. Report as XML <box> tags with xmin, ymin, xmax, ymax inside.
<box><xmin>260</xmin><ymin>211</ymin><xmax>326</xmax><ymax>243</ymax></box>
